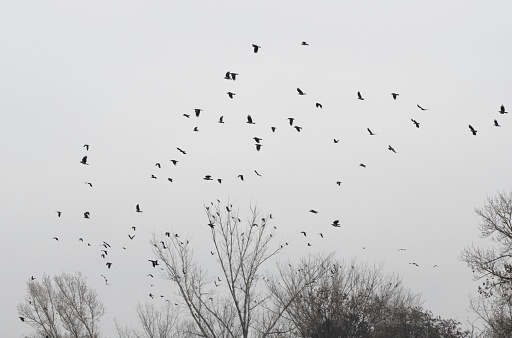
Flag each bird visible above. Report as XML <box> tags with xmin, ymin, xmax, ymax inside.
<box><xmin>148</xmin><ymin>259</ymin><xmax>159</xmax><ymax>268</ymax></box>
<box><xmin>204</xmin><ymin>175</ymin><xmax>213</xmax><ymax>181</ymax></box>
<box><xmin>397</xmin><ymin>248</ymin><xmax>406</xmax><ymax>251</ymax></box>
<box><xmin>132</xmin><ymin>226</ymin><xmax>136</xmax><ymax>231</ymax></box>
<box><xmin>155</xmin><ymin>163</ymin><xmax>161</xmax><ymax>168</ymax></box>
<box><xmin>128</xmin><ymin>234</ymin><xmax>135</xmax><ymax>240</ymax></box>
<box><xmin>151</xmin><ymin>174</ymin><xmax>157</xmax><ymax>179</ymax></box>
<box><xmin>136</xmin><ymin>204</ymin><xmax>142</xmax><ymax>213</ymax></box>
<box><xmin>357</xmin><ymin>91</ymin><xmax>364</xmax><ymax>100</ymax></box>
<box><xmin>297</xmin><ymin>88</ymin><xmax>305</xmax><ymax>95</ymax></box>
<box><xmin>433</xmin><ymin>265</ymin><xmax>439</xmax><ymax>268</ymax></box>
<box><xmin>238</xmin><ymin>174</ymin><xmax>244</xmax><ymax>181</ymax></box>
<box><xmin>193</xmin><ymin>127</ymin><xmax>199</xmax><ymax>132</ymax></box>
<box><xmin>254</xmin><ymin>170</ymin><xmax>262</xmax><ymax>176</ymax></box>
<box><xmin>309</xmin><ymin>209</ymin><xmax>318</xmax><ymax>214</ymax></box>
<box><xmin>177</xmin><ymin>147</ymin><xmax>186</xmax><ymax>155</ymax></box>
<box><xmin>170</xmin><ymin>160</ymin><xmax>178</xmax><ymax>166</ymax></box>
<box><xmin>271</xmin><ymin>126</ymin><xmax>276</xmax><ymax>132</ymax></box>
<box><xmin>55</xmin><ymin>211</ymin><xmax>62</xmax><ymax>217</ymax></box>
<box><xmin>494</xmin><ymin>119</ymin><xmax>501</xmax><ymax>127</ymax></box>
<box><xmin>208</xmin><ymin>222</ymin><xmax>215</xmax><ymax>229</ymax></box>
<box><xmin>499</xmin><ymin>105</ymin><xmax>508</xmax><ymax>114</ymax></box>
<box><xmin>218</xmin><ymin>116</ymin><xmax>224</xmax><ymax>123</ymax></box>
<box><xmin>147</xmin><ymin>274</ymin><xmax>154</xmax><ymax>277</ymax></box>
<box><xmin>230</xmin><ymin>72</ymin><xmax>238</xmax><ymax>80</ymax></box>
<box><xmin>53</xmin><ymin>237</ymin><xmax>59</xmax><ymax>241</ymax></box>
<box><xmin>301</xmin><ymin>231</ymin><xmax>307</xmax><ymax>236</ymax></box>
<box><xmin>80</xmin><ymin>156</ymin><xmax>89</xmax><ymax>165</ymax></box>
<box><xmin>19</xmin><ymin>316</ymin><xmax>25</xmax><ymax>322</ymax></box>
<box><xmin>469</xmin><ymin>125</ymin><xmax>477</xmax><ymax>135</ymax></box>
<box><xmin>194</xmin><ymin>108</ymin><xmax>202</xmax><ymax>117</ymax></box>
<box><xmin>246</xmin><ymin>115</ymin><xmax>255</xmax><ymax>124</ymax></box>
<box><xmin>252</xmin><ymin>44</ymin><xmax>261</xmax><ymax>53</ymax></box>
<box><xmin>411</xmin><ymin>119</ymin><xmax>420</xmax><ymax>128</ymax></box>
<box><xmin>417</xmin><ymin>104</ymin><xmax>428</xmax><ymax>111</ymax></box>
<box><xmin>149</xmin><ymin>293</ymin><xmax>155</xmax><ymax>299</ymax></box>
<box><xmin>388</xmin><ymin>145</ymin><xmax>396</xmax><ymax>153</ymax></box>
<box><xmin>367</xmin><ymin>128</ymin><xmax>375</xmax><ymax>135</ymax></box>
<box><xmin>319</xmin><ymin>233</ymin><xmax>323</xmax><ymax>238</ymax></box>
<box><xmin>359</xmin><ymin>163</ymin><xmax>366</xmax><ymax>168</ymax></box>
<box><xmin>227</xmin><ymin>92</ymin><xmax>235</xmax><ymax>99</ymax></box>
<box><xmin>106</xmin><ymin>262</ymin><xmax>112</xmax><ymax>269</ymax></box>
<box><xmin>287</xmin><ymin>117</ymin><xmax>295</xmax><ymax>126</ymax></box>
<box><xmin>332</xmin><ymin>220</ymin><xmax>340</xmax><ymax>227</ymax></box>
<box><xmin>334</xmin><ymin>139</ymin><xmax>339</xmax><ymax>143</ymax></box>
<box><xmin>224</xmin><ymin>71</ymin><xmax>231</xmax><ymax>80</ymax></box>
<box><xmin>336</xmin><ymin>181</ymin><xmax>341</xmax><ymax>186</ymax></box>
<box><xmin>294</xmin><ymin>126</ymin><xmax>302</xmax><ymax>132</ymax></box>
<box><xmin>255</xmin><ymin>144</ymin><xmax>262</xmax><ymax>151</ymax></box>
<box><xmin>316</xmin><ymin>103</ymin><xmax>322</xmax><ymax>108</ymax></box>
<box><xmin>409</xmin><ymin>262</ymin><xmax>419</xmax><ymax>267</ymax></box>
<box><xmin>253</xmin><ymin>137</ymin><xmax>262</xmax><ymax>143</ymax></box>
<box><xmin>183</xmin><ymin>114</ymin><xmax>190</xmax><ymax>118</ymax></box>
<box><xmin>84</xmin><ymin>212</ymin><xmax>90</xmax><ymax>219</ymax></box>
<box><xmin>217</xmin><ymin>178</ymin><xmax>222</xmax><ymax>184</ymax></box>
<box><xmin>307</xmin><ymin>243</ymin><xmax>312</xmax><ymax>246</ymax></box>
<box><xmin>391</xmin><ymin>93</ymin><xmax>399</xmax><ymax>100</ymax></box>
<box><xmin>301</xmin><ymin>41</ymin><xmax>309</xmax><ymax>46</ymax></box>
<box><xmin>83</xmin><ymin>144</ymin><xmax>90</xmax><ymax>151</ymax></box>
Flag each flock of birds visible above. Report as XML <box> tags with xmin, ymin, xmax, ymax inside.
<box><xmin>21</xmin><ymin>41</ymin><xmax>510</xmax><ymax>323</ymax></box>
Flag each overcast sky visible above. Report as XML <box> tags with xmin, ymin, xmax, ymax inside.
<box><xmin>2</xmin><ymin>1</ymin><xmax>512</xmax><ymax>336</ymax></box>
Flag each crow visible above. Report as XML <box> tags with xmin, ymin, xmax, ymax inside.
<box><xmin>148</xmin><ymin>259</ymin><xmax>159</xmax><ymax>268</ymax></box>
<box><xmin>56</xmin><ymin>211</ymin><xmax>62</xmax><ymax>217</ymax></box>
<box><xmin>388</xmin><ymin>145</ymin><xmax>396</xmax><ymax>153</ymax></box>
<box><xmin>177</xmin><ymin>147</ymin><xmax>186</xmax><ymax>155</ymax></box>
<box><xmin>155</xmin><ymin>163</ymin><xmax>161</xmax><ymax>168</ymax></box>
<box><xmin>494</xmin><ymin>119</ymin><xmax>501</xmax><ymax>127</ymax></box>
<box><xmin>84</xmin><ymin>212</ymin><xmax>90</xmax><ymax>219</ymax></box>
<box><xmin>301</xmin><ymin>231</ymin><xmax>307</xmax><ymax>236</ymax></box>
<box><xmin>128</xmin><ymin>234</ymin><xmax>135</xmax><ymax>240</ymax></box>
<box><xmin>83</xmin><ymin>144</ymin><xmax>90</xmax><ymax>151</ymax></box>
<box><xmin>136</xmin><ymin>204</ymin><xmax>142</xmax><ymax>213</ymax></box>
<box><xmin>316</xmin><ymin>103</ymin><xmax>322</xmax><ymax>108</ymax></box>
<box><xmin>332</xmin><ymin>220</ymin><xmax>340</xmax><ymax>227</ymax></box>
<box><xmin>227</xmin><ymin>92</ymin><xmax>235</xmax><ymax>99</ymax></box>
<box><xmin>499</xmin><ymin>105</ymin><xmax>508</xmax><ymax>114</ymax></box>
<box><xmin>417</xmin><ymin>104</ymin><xmax>428</xmax><ymax>111</ymax></box>
<box><xmin>367</xmin><ymin>128</ymin><xmax>375</xmax><ymax>135</ymax></box>
<box><xmin>391</xmin><ymin>93</ymin><xmax>399</xmax><ymax>100</ymax></box>
<box><xmin>255</xmin><ymin>144</ymin><xmax>262</xmax><ymax>151</ymax></box>
<box><xmin>80</xmin><ymin>156</ymin><xmax>89</xmax><ymax>165</ymax></box>
<box><xmin>357</xmin><ymin>91</ymin><xmax>364</xmax><ymax>100</ymax></box>
<box><xmin>106</xmin><ymin>262</ymin><xmax>112</xmax><ymax>269</ymax></box>
<box><xmin>218</xmin><ymin>116</ymin><xmax>224</xmax><ymax>123</ymax></box>
<box><xmin>469</xmin><ymin>125</ymin><xmax>477</xmax><ymax>135</ymax></box>
<box><xmin>194</xmin><ymin>108</ymin><xmax>202</xmax><ymax>117</ymax></box>
<box><xmin>411</xmin><ymin>119</ymin><xmax>420</xmax><ymax>128</ymax></box>
<box><xmin>170</xmin><ymin>160</ymin><xmax>178</xmax><ymax>166</ymax></box>
<box><xmin>246</xmin><ymin>115</ymin><xmax>255</xmax><ymax>124</ymax></box>
<box><xmin>297</xmin><ymin>88</ymin><xmax>305</xmax><ymax>95</ymax></box>
<box><xmin>252</xmin><ymin>44</ymin><xmax>261</xmax><ymax>53</ymax></box>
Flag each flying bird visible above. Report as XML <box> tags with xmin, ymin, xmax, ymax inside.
<box><xmin>334</xmin><ymin>139</ymin><xmax>339</xmax><ymax>143</ymax></box>
<box><xmin>332</xmin><ymin>220</ymin><xmax>340</xmax><ymax>227</ymax></box>
<box><xmin>183</xmin><ymin>114</ymin><xmax>190</xmax><ymax>118</ymax></box>
<box><xmin>271</xmin><ymin>126</ymin><xmax>276</xmax><ymax>132</ymax></box>
<box><xmin>194</xmin><ymin>109</ymin><xmax>202</xmax><ymax>117</ymax></box>
<box><xmin>238</xmin><ymin>174</ymin><xmax>244</xmax><ymax>181</ymax></box>
<box><xmin>253</xmin><ymin>137</ymin><xmax>262</xmax><ymax>143</ymax></box>
<box><xmin>254</xmin><ymin>170</ymin><xmax>262</xmax><ymax>176</ymax></box>
<box><xmin>177</xmin><ymin>147</ymin><xmax>186</xmax><ymax>155</ymax></box>
<box><xmin>203</xmin><ymin>175</ymin><xmax>213</xmax><ymax>180</ymax></box>
<box><xmin>417</xmin><ymin>104</ymin><xmax>428</xmax><ymax>111</ymax></box>
<box><xmin>316</xmin><ymin>103</ymin><xmax>322</xmax><ymax>108</ymax></box>
<box><xmin>469</xmin><ymin>125</ymin><xmax>477</xmax><ymax>135</ymax></box>
<box><xmin>359</xmin><ymin>163</ymin><xmax>366</xmax><ymax>168</ymax></box>
<box><xmin>357</xmin><ymin>91</ymin><xmax>364</xmax><ymax>100</ymax></box>
<box><xmin>367</xmin><ymin>128</ymin><xmax>375</xmax><ymax>136</ymax></box>
<box><xmin>411</xmin><ymin>119</ymin><xmax>420</xmax><ymax>128</ymax></box>
<box><xmin>319</xmin><ymin>233</ymin><xmax>323</xmax><ymax>238</ymax></box>
<box><xmin>56</xmin><ymin>211</ymin><xmax>62</xmax><ymax>217</ymax></box>
<box><xmin>53</xmin><ymin>237</ymin><xmax>59</xmax><ymax>241</ymax></box>
<box><xmin>336</xmin><ymin>181</ymin><xmax>342</xmax><ymax>186</ymax></box>
<box><xmin>227</xmin><ymin>92</ymin><xmax>235</xmax><ymax>99</ymax></box>
<box><xmin>301</xmin><ymin>41</ymin><xmax>309</xmax><ymax>46</ymax></box>
<box><xmin>217</xmin><ymin>178</ymin><xmax>222</xmax><ymax>184</ymax></box>
<box><xmin>287</xmin><ymin>117</ymin><xmax>295</xmax><ymax>126</ymax></box>
<box><xmin>106</xmin><ymin>262</ymin><xmax>112</xmax><ymax>269</ymax></box>
<box><xmin>494</xmin><ymin>119</ymin><xmax>501</xmax><ymax>127</ymax></box>
<box><xmin>170</xmin><ymin>160</ymin><xmax>178</xmax><ymax>166</ymax></box>
<box><xmin>297</xmin><ymin>88</ymin><xmax>306</xmax><ymax>95</ymax></box>
<box><xmin>230</xmin><ymin>72</ymin><xmax>238</xmax><ymax>80</ymax></box>
<box><xmin>388</xmin><ymin>145</ymin><xmax>396</xmax><ymax>153</ymax></box>
<box><xmin>128</xmin><ymin>234</ymin><xmax>135</xmax><ymax>240</ymax></box>
<box><xmin>193</xmin><ymin>127</ymin><xmax>199</xmax><ymax>132</ymax></box>
<box><xmin>83</xmin><ymin>144</ymin><xmax>90</xmax><ymax>151</ymax></box>
<box><xmin>19</xmin><ymin>316</ymin><xmax>25</xmax><ymax>322</ymax></box>
<box><xmin>499</xmin><ymin>105</ymin><xmax>508</xmax><ymax>114</ymax></box>
<box><xmin>155</xmin><ymin>163</ymin><xmax>161</xmax><ymax>168</ymax></box>
<box><xmin>255</xmin><ymin>144</ymin><xmax>262</xmax><ymax>151</ymax></box>
<box><xmin>218</xmin><ymin>116</ymin><xmax>224</xmax><ymax>123</ymax></box>
<box><xmin>252</xmin><ymin>44</ymin><xmax>261</xmax><ymax>53</ymax></box>
<box><xmin>80</xmin><ymin>156</ymin><xmax>89</xmax><ymax>165</ymax></box>
<box><xmin>301</xmin><ymin>231</ymin><xmax>307</xmax><ymax>236</ymax></box>
<box><xmin>148</xmin><ymin>259</ymin><xmax>159</xmax><ymax>268</ymax></box>
<box><xmin>409</xmin><ymin>262</ymin><xmax>419</xmax><ymax>267</ymax></box>
<box><xmin>224</xmin><ymin>71</ymin><xmax>231</xmax><ymax>80</ymax></box>
<box><xmin>136</xmin><ymin>204</ymin><xmax>142</xmax><ymax>213</ymax></box>
<box><xmin>391</xmin><ymin>93</ymin><xmax>399</xmax><ymax>100</ymax></box>
<box><xmin>151</xmin><ymin>174</ymin><xmax>157</xmax><ymax>179</ymax></box>
<box><xmin>84</xmin><ymin>212</ymin><xmax>90</xmax><ymax>219</ymax></box>
<box><xmin>246</xmin><ymin>115</ymin><xmax>255</xmax><ymax>124</ymax></box>
<box><xmin>309</xmin><ymin>209</ymin><xmax>318</xmax><ymax>214</ymax></box>
<box><xmin>294</xmin><ymin>126</ymin><xmax>302</xmax><ymax>132</ymax></box>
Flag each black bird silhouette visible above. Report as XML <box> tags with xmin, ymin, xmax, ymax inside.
<box><xmin>334</xmin><ymin>139</ymin><xmax>339</xmax><ymax>143</ymax></box>
<box><xmin>194</xmin><ymin>108</ymin><xmax>202</xmax><ymax>117</ymax></box>
<box><xmin>227</xmin><ymin>92</ymin><xmax>235</xmax><ymax>99</ymax></box>
<box><xmin>224</xmin><ymin>71</ymin><xmax>231</xmax><ymax>80</ymax></box>
<box><xmin>106</xmin><ymin>262</ymin><xmax>112</xmax><ymax>269</ymax></box>
<box><xmin>301</xmin><ymin>231</ymin><xmax>307</xmax><ymax>236</ymax></box>
<box><xmin>271</xmin><ymin>126</ymin><xmax>276</xmax><ymax>132</ymax></box>
<box><xmin>132</xmin><ymin>226</ymin><xmax>136</xmax><ymax>231</ymax></box>
<box><xmin>297</xmin><ymin>88</ymin><xmax>305</xmax><ymax>95</ymax></box>
<box><xmin>316</xmin><ymin>103</ymin><xmax>322</xmax><ymax>108</ymax></box>
<box><xmin>84</xmin><ymin>211</ymin><xmax>90</xmax><ymax>219</ymax></box>
<box><xmin>469</xmin><ymin>125</ymin><xmax>477</xmax><ymax>135</ymax></box>
<box><xmin>56</xmin><ymin>211</ymin><xmax>62</xmax><ymax>217</ymax></box>
<box><xmin>319</xmin><ymin>233</ymin><xmax>323</xmax><ymax>238</ymax></box>
<box><xmin>218</xmin><ymin>116</ymin><xmax>224</xmax><ymax>123</ymax></box>
<box><xmin>417</xmin><ymin>104</ymin><xmax>428</xmax><ymax>111</ymax></box>
<box><xmin>170</xmin><ymin>160</ymin><xmax>178</xmax><ymax>166</ymax></box>
<box><xmin>357</xmin><ymin>91</ymin><xmax>364</xmax><ymax>100</ymax></box>
<box><xmin>80</xmin><ymin>156</ymin><xmax>89</xmax><ymax>165</ymax></box>
<box><xmin>391</xmin><ymin>93</ymin><xmax>399</xmax><ymax>100</ymax></box>
<box><xmin>409</xmin><ymin>262</ymin><xmax>419</xmax><ymax>267</ymax></box>
<box><xmin>307</xmin><ymin>243</ymin><xmax>312</xmax><ymax>246</ymax></box>
<box><xmin>136</xmin><ymin>204</ymin><xmax>142</xmax><ymax>213</ymax></box>
<box><xmin>254</xmin><ymin>170</ymin><xmax>262</xmax><ymax>177</ymax></box>
<box><xmin>230</xmin><ymin>72</ymin><xmax>238</xmax><ymax>80</ymax></box>
<box><xmin>83</xmin><ymin>144</ymin><xmax>90</xmax><ymax>151</ymax></box>
<box><xmin>151</xmin><ymin>174</ymin><xmax>157</xmax><ymax>179</ymax></box>
<box><xmin>193</xmin><ymin>126</ymin><xmax>199</xmax><ymax>132</ymax></box>
<box><xmin>494</xmin><ymin>119</ymin><xmax>501</xmax><ymax>127</ymax></box>
<box><xmin>177</xmin><ymin>147</ymin><xmax>186</xmax><ymax>155</ymax></box>
<box><xmin>336</xmin><ymin>181</ymin><xmax>341</xmax><ymax>186</ymax></box>
<box><xmin>208</xmin><ymin>222</ymin><xmax>215</xmax><ymax>229</ymax></box>
<box><xmin>287</xmin><ymin>117</ymin><xmax>295</xmax><ymax>126</ymax></box>
<box><xmin>19</xmin><ymin>316</ymin><xmax>25</xmax><ymax>322</ymax></box>
<box><xmin>301</xmin><ymin>41</ymin><xmax>309</xmax><ymax>46</ymax></box>
<box><xmin>183</xmin><ymin>114</ymin><xmax>190</xmax><ymax>118</ymax></box>
<box><xmin>255</xmin><ymin>144</ymin><xmax>262</xmax><ymax>151</ymax></box>
<box><xmin>238</xmin><ymin>174</ymin><xmax>244</xmax><ymax>181</ymax></box>
<box><xmin>246</xmin><ymin>115</ymin><xmax>255</xmax><ymax>124</ymax></box>
<box><xmin>252</xmin><ymin>44</ymin><xmax>261</xmax><ymax>53</ymax></box>
<box><xmin>155</xmin><ymin>163</ymin><xmax>161</xmax><ymax>168</ymax></box>
<box><xmin>128</xmin><ymin>234</ymin><xmax>135</xmax><ymax>240</ymax></box>
<box><xmin>147</xmin><ymin>274</ymin><xmax>154</xmax><ymax>277</ymax></box>
<box><xmin>253</xmin><ymin>137</ymin><xmax>262</xmax><ymax>143</ymax></box>
<box><xmin>85</xmin><ymin>182</ymin><xmax>93</xmax><ymax>187</ymax></box>
<box><xmin>332</xmin><ymin>220</ymin><xmax>340</xmax><ymax>227</ymax></box>
<box><xmin>499</xmin><ymin>105</ymin><xmax>508</xmax><ymax>114</ymax></box>
<box><xmin>367</xmin><ymin>128</ymin><xmax>375</xmax><ymax>135</ymax></box>
<box><xmin>148</xmin><ymin>259</ymin><xmax>159</xmax><ymax>268</ymax></box>
<box><xmin>204</xmin><ymin>175</ymin><xmax>213</xmax><ymax>181</ymax></box>
<box><xmin>411</xmin><ymin>119</ymin><xmax>420</xmax><ymax>128</ymax></box>
<box><xmin>79</xmin><ymin>238</ymin><xmax>83</xmax><ymax>241</ymax></box>
<box><xmin>53</xmin><ymin>237</ymin><xmax>59</xmax><ymax>241</ymax></box>
<box><xmin>388</xmin><ymin>145</ymin><xmax>396</xmax><ymax>153</ymax></box>
<box><xmin>217</xmin><ymin>178</ymin><xmax>222</xmax><ymax>184</ymax></box>
<box><xmin>309</xmin><ymin>209</ymin><xmax>318</xmax><ymax>214</ymax></box>
<box><xmin>359</xmin><ymin>163</ymin><xmax>366</xmax><ymax>168</ymax></box>
<box><xmin>294</xmin><ymin>126</ymin><xmax>302</xmax><ymax>132</ymax></box>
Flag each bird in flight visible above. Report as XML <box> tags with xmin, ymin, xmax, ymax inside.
<box><xmin>301</xmin><ymin>41</ymin><xmax>309</xmax><ymax>46</ymax></box>
<box><xmin>469</xmin><ymin>125</ymin><xmax>477</xmax><ymax>135</ymax></box>
<box><xmin>128</xmin><ymin>234</ymin><xmax>135</xmax><ymax>240</ymax></box>
<box><xmin>334</xmin><ymin>139</ymin><xmax>339</xmax><ymax>143</ymax></box>
<box><xmin>417</xmin><ymin>104</ymin><xmax>428</xmax><ymax>111</ymax></box>
<box><xmin>297</xmin><ymin>88</ymin><xmax>306</xmax><ymax>95</ymax></box>
<box><xmin>183</xmin><ymin>114</ymin><xmax>190</xmax><ymax>118</ymax></box>
<box><xmin>336</xmin><ymin>181</ymin><xmax>342</xmax><ymax>186</ymax></box>
<box><xmin>301</xmin><ymin>231</ymin><xmax>307</xmax><ymax>236</ymax></box>
<box><xmin>254</xmin><ymin>170</ymin><xmax>262</xmax><ymax>177</ymax></box>
<box><xmin>359</xmin><ymin>163</ymin><xmax>366</xmax><ymax>168</ymax></box>
<box><xmin>409</xmin><ymin>262</ymin><xmax>419</xmax><ymax>267</ymax></box>
<box><xmin>155</xmin><ymin>163</ymin><xmax>161</xmax><ymax>168</ymax></box>
<box><xmin>316</xmin><ymin>103</ymin><xmax>322</xmax><ymax>109</ymax></box>
<box><xmin>494</xmin><ymin>119</ymin><xmax>501</xmax><ymax>127</ymax></box>
<box><xmin>309</xmin><ymin>209</ymin><xmax>318</xmax><ymax>214</ymax></box>
<box><xmin>224</xmin><ymin>71</ymin><xmax>238</xmax><ymax>81</ymax></box>
<box><xmin>388</xmin><ymin>145</ymin><xmax>396</xmax><ymax>153</ymax></box>
<box><xmin>53</xmin><ymin>237</ymin><xmax>59</xmax><ymax>241</ymax></box>
<box><xmin>252</xmin><ymin>44</ymin><xmax>261</xmax><ymax>53</ymax></box>
<box><xmin>83</xmin><ymin>144</ymin><xmax>90</xmax><ymax>151</ymax></box>
<box><xmin>332</xmin><ymin>220</ymin><xmax>340</xmax><ymax>227</ymax></box>
<box><xmin>253</xmin><ymin>137</ymin><xmax>262</xmax><ymax>143</ymax></box>
<box><xmin>271</xmin><ymin>126</ymin><xmax>276</xmax><ymax>132</ymax></box>
<box><xmin>85</xmin><ymin>182</ymin><xmax>93</xmax><ymax>187</ymax></box>
<box><xmin>319</xmin><ymin>233</ymin><xmax>323</xmax><ymax>238</ymax></box>
<box><xmin>56</xmin><ymin>211</ymin><xmax>62</xmax><ymax>217</ymax></box>
<box><xmin>177</xmin><ymin>147</ymin><xmax>186</xmax><ymax>155</ymax></box>
<box><xmin>246</xmin><ymin>115</ymin><xmax>255</xmax><ymax>124</ymax></box>
<box><xmin>411</xmin><ymin>119</ymin><xmax>420</xmax><ymax>128</ymax></box>
<box><xmin>80</xmin><ymin>156</ymin><xmax>89</xmax><ymax>165</ymax></box>
<box><xmin>367</xmin><ymin>128</ymin><xmax>375</xmax><ymax>136</ymax></box>
<box><xmin>499</xmin><ymin>105</ymin><xmax>508</xmax><ymax>114</ymax></box>
<box><xmin>203</xmin><ymin>175</ymin><xmax>213</xmax><ymax>181</ymax></box>
<box><xmin>148</xmin><ymin>259</ymin><xmax>159</xmax><ymax>268</ymax></box>
<box><xmin>357</xmin><ymin>91</ymin><xmax>364</xmax><ymax>100</ymax></box>
<box><xmin>255</xmin><ymin>144</ymin><xmax>262</xmax><ymax>151</ymax></box>
<box><xmin>294</xmin><ymin>126</ymin><xmax>302</xmax><ymax>132</ymax></box>
<box><xmin>218</xmin><ymin>116</ymin><xmax>224</xmax><ymax>124</ymax></box>
<box><xmin>194</xmin><ymin>109</ymin><xmax>202</xmax><ymax>117</ymax></box>
<box><xmin>287</xmin><ymin>117</ymin><xmax>295</xmax><ymax>126</ymax></box>
<box><xmin>106</xmin><ymin>262</ymin><xmax>112</xmax><ymax>269</ymax></box>
<box><xmin>170</xmin><ymin>160</ymin><xmax>178</xmax><ymax>166</ymax></box>
<box><xmin>84</xmin><ymin>211</ymin><xmax>90</xmax><ymax>219</ymax></box>
<box><xmin>227</xmin><ymin>92</ymin><xmax>235</xmax><ymax>99</ymax></box>
<box><xmin>136</xmin><ymin>204</ymin><xmax>142</xmax><ymax>213</ymax></box>
<box><xmin>19</xmin><ymin>316</ymin><xmax>25</xmax><ymax>322</ymax></box>
<box><xmin>391</xmin><ymin>93</ymin><xmax>399</xmax><ymax>100</ymax></box>
<box><xmin>238</xmin><ymin>174</ymin><xmax>244</xmax><ymax>181</ymax></box>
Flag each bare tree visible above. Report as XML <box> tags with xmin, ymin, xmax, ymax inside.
<box><xmin>151</xmin><ymin>201</ymin><xmax>331</xmax><ymax>338</ymax></box>
<box><xmin>18</xmin><ymin>271</ymin><xmax>105</xmax><ymax>338</ymax></box>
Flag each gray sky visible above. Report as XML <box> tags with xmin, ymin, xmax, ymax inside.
<box><xmin>2</xmin><ymin>1</ymin><xmax>512</xmax><ymax>336</ymax></box>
